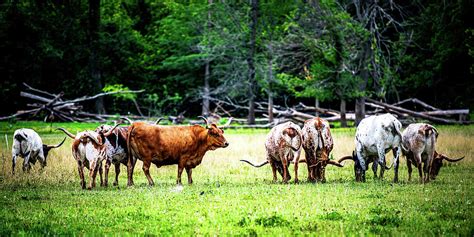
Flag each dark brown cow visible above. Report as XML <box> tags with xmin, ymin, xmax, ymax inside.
<box><xmin>301</xmin><ymin>117</ymin><xmax>344</xmax><ymax>183</ymax></box>
<box><xmin>126</xmin><ymin>117</ymin><xmax>230</xmax><ymax>186</ymax></box>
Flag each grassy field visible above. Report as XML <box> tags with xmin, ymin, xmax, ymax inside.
<box><xmin>0</xmin><ymin>121</ymin><xmax>472</xmax><ymax>235</ymax></box>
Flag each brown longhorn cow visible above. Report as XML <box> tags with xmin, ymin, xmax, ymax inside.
<box><xmin>126</xmin><ymin>117</ymin><xmax>230</xmax><ymax>186</ymax></box>
<box><xmin>58</xmin><ymin>124</ymin><xmax>120</xmax><ymax>189</ymax></box>
<box><xmin>301</xmin><ymin>117</ymin><xmax>344</xmax><ymax>183</ymax></box>
<box><xmin>401</xmin><ymin>123</ymin><xmax>464</xmax><ymax>182</ymax></box>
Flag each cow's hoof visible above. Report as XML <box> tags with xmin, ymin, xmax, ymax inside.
<box><xmin>113</xmin><ymin>182</ymin><xmax>118</xmax><ymax>186</ymax></box>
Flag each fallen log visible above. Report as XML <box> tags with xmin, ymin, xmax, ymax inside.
<box><xmin>366</xmin><ymin>98</ymin><xmax>470</xmax><ymax>124</ymax></box>
<box><xmin>392</xmin><ymin>98</ymin><xmax>439</xmax><ymax>111</ymax></box>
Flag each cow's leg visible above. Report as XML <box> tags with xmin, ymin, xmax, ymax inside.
<box><xmin>372</xmin><ymin>160</ymin><xmax>378</xmax><ymax>179</ymax></box>
<box><xmin>22</xmin><ymin>151</ymin><xmax>31</xmax><ymax>172</ymax></box>
<box><xmin>11</xmin><ymin>154</ymin><xmax>17</xmax><ymax>175</ymax></box>
<box><xmin>423</xmin><ymin>158</ymin><xmax>430</xmax><ymax>183</ymax></box>
<box><xmin>305</xmin><ymin>157</ymin><xmax>316</xmax><ymax>182</ymax></box>
<box><xmin>185</xmin><ymin>167</ymin><xmax>193</xmax><ymax>184</ymax></box>
<box><xmin>38</xmin><ymin>152</ymin><xmax>46</xmax><ymax>170</ymax></box>
<box><xmin>88</xmin><ymin>160</ymin><xmax>97</xmax><ymax>189</ymax></box>
<box><xmin>127</xmin><ymin>157</ymin><xmax>136</xmax><ymax>187</ymax></box>
<box><xmin>77</xmin><ymin>160</ymin><xmax>86</xmax><ymax>189</ymax></box>
<box><xmin>176</xmin><ymin>164</ymin><xmax>185</xmax><ymax>186</ymax></box>
<box><xmin>142</xmin><ymin>159</ymin><xmax>154</xmax><ymax>186</ymax></box>
<box><xmin>281</xmin><ymin>155</ymin><xmax>289</xmax><ymax>184</ymax></box>
<box><xmin>392</xmin><ymin>147</ymin><xmax>400</xmax><ymax>183</ymax></box>
<box><xmin>320</xmin><ymin>165</ymin><xmax>327</xmax><ymax>183</ymax></box>
<box><xmin>104</xmin><ymin>159</ymin><xmax>111</xmax><ymax>187</ymax></box>
<box><xmin>294</xmin><ymin>158</ymin><xmax>299</xmax><ymax>184</ymax></box>
<box><xmin>406</xmin><ymin>157</ymin><xmax>413</xmax><ymax>181</ymax></box>
<box><xmin>356</xmin><ymin>147</ymin><xmax>366</xmax><ymax>173</ymax></box>
<box><xmin>113</xmin><ymin>163</ymin><xmax>120</xmax><ymax>186</ymax></box>
<box><xmin>269</xmin><ymin>159</ymin><xmax>278</xmax><ymax>183</ymax></box>
<box><xmin>98</xmin><ymin>162</ymin><xmax>104</xmax><ymax>187</ymax></box>
<box><xmin>414</xmin><ymin>153</ymin><xmax>423</xmax><ymax>183</ymax></box>
<box><xmin>377</xmin><ymin>148</ymin><xmax>386</xmax><ymax>180</ymax></box>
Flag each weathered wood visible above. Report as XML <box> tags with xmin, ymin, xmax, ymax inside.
<box><xmin>0</xmin><ymin>108</ymin><xmax>41</xmax><ymax>120</ymax></box>
<box><xmin>421</xmin><ymin>109</ymin><xmax>469</xmax><ymax>116</ymax></box>
<box><xmin>366</xmin><ymin>98</ymin><xmax>469</xmax><ymax>124</ymax></box>
<box><xmin>20</xmin><ymin>92</ymin><xmax>53</xmax><ymax>104</ymax></box>
<box><xmin>392</xmin><ymin>98</ymin><xmax>439</xmax><ymax>111</ymax></box>
<box><xmin>23</xmin><ymin>83</ymin><xmax>58</xmax><ymax>98</ymax></box>
<box><xmin>53</xmin><ymin>89</ymin><xmax>145</xmax><ymax>107</ymax></box>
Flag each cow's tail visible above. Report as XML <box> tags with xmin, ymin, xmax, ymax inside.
<box><xmin>240</xmin><ymin>159</ymin><xmax>269</xmax><ymax>167</ymax></box>
<box><xmin>290</xmin><ymin>131</ymin><xmax>303</xmax><ymax>152</ymax></box>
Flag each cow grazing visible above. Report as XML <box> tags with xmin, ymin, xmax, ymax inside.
<box><xmin>95</xmin><ymin>124</ymin><xmax>131</xmax><ymax>186</ymax></box>
<box><xmin>301</xmin><ymin>117</ymin><xmax>344</xmax><ymax>183</ymax></box>
<box><xmin>338</xmin><ymin>114</ymin><xmax>402</xmax><ymax>182</ymax></box>
<box><xmin>401</xmin><ymin>123</ymin><xmax>464</xmax><ymax>183</ymax></box>
<box><xmin>11</xmin><ymin>129</ymin><xmax>65</xmax><ymax>174</ymax></box>
<box><xmin>58</xmin><ymin>124</ymin><xmax>120</xmax><ymax>189</ymax></box>
<box><xmin>240</xmin><ymin>122</ymin><xmax>303</xmax><ymax>183</ymax></box>
<box><xmin>126</xmin><ymin>117</ymin><xmax>230</xmax><ymax>186</ymax></box>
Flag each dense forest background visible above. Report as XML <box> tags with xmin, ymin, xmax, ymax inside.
<box><xmin>0</xmin><ymin>0</ymin><xmax>472</xmax><ymax>124</ymax></box>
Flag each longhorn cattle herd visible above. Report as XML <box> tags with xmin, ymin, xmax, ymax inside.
<box><xmin>11</xmin><ymin>114</ymin><xmax>464</xmax><ymax>189</ymax></box>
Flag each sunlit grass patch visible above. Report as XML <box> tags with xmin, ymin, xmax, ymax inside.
<box><xmin>0</xmin><ymin>122</ymin><xmax>472</xmax><ymax>235</ymax></box>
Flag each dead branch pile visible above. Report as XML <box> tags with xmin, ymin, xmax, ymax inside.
<box><xmin>208</xmin><ymin>96</ymin><xmax>470</xmax><ymax>127</ymax></box>
<box><xmin>0</xmin><ymin>83</ymin><xmax>144</xmax><ymax>122</ymax></box>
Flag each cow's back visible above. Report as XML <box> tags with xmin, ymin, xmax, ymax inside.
<box><xmin>356</xmin><ymin>114</ymin><xmax>401</xmax><ymax>154</ymax></box>
<box><xmin>129</xmin><ymin>123</ymin><xmax>207</xmax><ymax>165</ymax></box>
<box><xmin>402</xmin><ymin>123</ymin><xmax>436</xmax><ymax>156</ymax></box>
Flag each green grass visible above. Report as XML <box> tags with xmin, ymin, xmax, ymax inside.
<box><xmin>0</xmin><ymin>122</ymin><xmax>472</xmax><ymax>235</ymax></box>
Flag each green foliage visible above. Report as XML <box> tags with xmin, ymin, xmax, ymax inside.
<box><xmin>102</xmin><ymin>84</ymin><xmax>137</xmax><ymax>101</ymax></box>
<box><xmin>0</xmin><ymin>0</ymin><xmax>472</xmax><ymax>117</ymax></box>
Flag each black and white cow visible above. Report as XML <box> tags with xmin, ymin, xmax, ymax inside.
<box><xmin>12</xmin><ymin>128</ymin><xmax>65</xmax><ymax>174</ymax></box>
<box><xmin>338</xmin><ymin>114</ymin><xmax>402</xmax><ymax>182</ymax></box>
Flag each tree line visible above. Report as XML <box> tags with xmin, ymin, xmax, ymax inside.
<box><xmin>0</xmin><ymin>0</ymin><xmax>472</xmax><ymax>125</ymax></box>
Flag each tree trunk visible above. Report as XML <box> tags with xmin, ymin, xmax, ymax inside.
<box><xmin>202</xmin><ymin>0</ymin><xmax>212</xmax><ymax>116</ymax></box>
<box><xmin>314</xmin><ymin>98</ymin><xmax>320</xmax><ymax>117</ymax></box>
<box><xmin>88</xmin><ymin>0</ymin><xmax>104</xmax><ymax>114</ymax></box>
<box><xmin>247</xmin><ymin>0</ymin><xmax>258</xmax><ymax>125</ymax></box>
<box><xmin>340</xmin><ymin>99</ymin><xmax>347</xmax><ymax>127</ymax></box>
<box><xmin>355</xmin><ymin>40</ymin><xmax>371</xmax><ymax>125</ymax></box>
<box><xmin>355</xmin><ymin>97</ymin><xmax>365</xmax><ymax>125</ymax></box>
<box><xmin>267</xmin><ymin>44</ymin><xmax>274</xmax><ymax>123</ymax></box>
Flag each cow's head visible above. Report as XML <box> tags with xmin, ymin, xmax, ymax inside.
<box><xmin>430</xmin><ymin>151</ymin><xmax>464</xmax><ymax>180</ymax></box>
<box><xmin>337</xmin><ymin>151</ymin><xmax>365</xmax><ymax>182</ymax></box>
<box><xmin>42</xmin><ymin>137</ymin><xmax>66</xmax><ymax>162</ymax></box>
<box><xmin>199</xmin><ymin>116</ymin><xmax>230</xmax><ymax>150</ymax></box>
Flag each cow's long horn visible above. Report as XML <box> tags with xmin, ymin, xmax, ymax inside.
<box><xmin>240</xmin><ymin>159</ymin><xmax>269</xmax><ymax>167</ymax></box>
<box><xmin>337</xmin><ymin>155</ymin><xmax>354</xmax><ymax>163</ymax></box>
<box><xmin>155</xmin><ymin>117</ymin><xmax>164</xmax><ymax>125</ymax></box>
<box><xmin>85</xmin><ymin>132</ymin><xmax>102</xmax><ymax>145</ymax></box>
<box><xmin>46</xmin><ymin>137</ymin><xmax>66</xmax><ymax>149</ymax></box>
<box><xmin>443</xmin><ymin>155</ymin><xmax>464</xmax><ymax>162</ymax></box>
<box><xmin>122</xmin><ymin>117</ymin><xmax>133</xmax><ymax>124</ymax></box>
<box><xmin>57</xmin><ymin>128</ymin><xmax>76</xmax><ymax>139</ymax></box>
<box><xmin>102</xmin><ymin>123</ymin><xmax>121</xmax><ymax>137</ymax></box>
<box><xmin>218</xmin><ymin>117</ymin><xmax>233</xmax><ymax>128</ymax></box>
<box><xmin>198</xmin><ymin>116</ymin><xmax>209</xmax><ymax>128</ymax></box>
<box><xmin>328</xmin><ymin>159</ymin><xmax>344</xmax><ymax>167</ymax></box>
